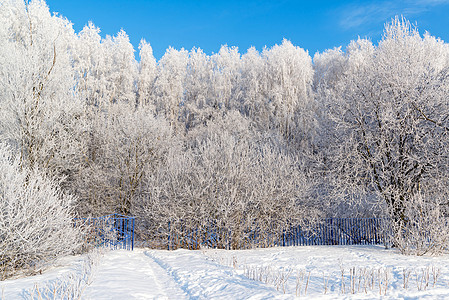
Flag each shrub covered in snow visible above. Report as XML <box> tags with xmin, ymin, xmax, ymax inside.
<box><xmin>0</xmin><ymin>144</ymin><xmax>84</xmax><ymax>280</ymax></box>
<box><xmin>136</xmin><ymin>113</ymin><xmax>320</xmax><ymax>249</ymax></box>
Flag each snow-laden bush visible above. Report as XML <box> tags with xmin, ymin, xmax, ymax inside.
<box><xmin>137</xmin><ymin>112</ymin><xmax>320</xmax><ymax>249</ymax></box>
<box><xmin>0</xmin><ymin>144</ymin><xmax>84</xmax><ymax>280</ymax></box>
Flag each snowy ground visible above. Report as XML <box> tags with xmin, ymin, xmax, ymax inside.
<box><xmin>2</xmin><ymin>245</ymin><xmax>449</xmax><ymax>299</ymax></box>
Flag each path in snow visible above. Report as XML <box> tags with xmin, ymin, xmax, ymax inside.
<box><xmin>85</xmin><ymin>249</ymin><xmax>285</xmax><ymax>299</ymax></box>
<box><xmin>145</xmin><ymin>249</ymin><xmax>286</xmax><ymax>299</ymax></box>
<box><xmin>83</xmin><ymin>249</ymin><xmax>188</xmax><ymax>300</ymax></box>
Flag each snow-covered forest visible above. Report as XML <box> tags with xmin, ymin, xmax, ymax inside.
<box><xmin>2</xmin><ymin>0</ymin><xmax>449</xmax><ymax>280</ymax></box>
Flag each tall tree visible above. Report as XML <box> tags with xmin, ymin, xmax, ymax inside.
<box><xmin>262</xmin><ymin>39</ymin><xmax>315</xmax><ymax>144</ymax></box>
<box><xmin>210</xmin><ymin>45</ymin><xmax>242</xmax><ymax>111</ymax></box>
<box><xmin>182</xmin><ymin>47</ymin><xmax>212</xmax><ymax>129</ymax></box>
<box><xmin>137</xmin><ymin>39</ymin><xmax>157</xmax><ymax>109</ymax></box>
<box><xmin>317</xmin><ymin>18</ymin><xmax>449</xmax><ymax>253</ymax></box>
<box><xmin>0</xmin><ymin>0</ymin><xmax>86</xmax><ymax>182</ymax></box>
<box><xmin>153</xmin><ymin>47</ymin><xmax>188</xmax><ymax>132</ymax></box>
<box><xmin>239</xmin><ymin>47</ymin><xmax>268</xmax><ymax>126</ymax></box>
<box><xmin>102</xmin><ymin>30</ymin><xmax>137</xmax><ymax>105</ymax></box>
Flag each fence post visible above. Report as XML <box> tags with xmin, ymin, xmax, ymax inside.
<box><xmin>167</xmin><ymin>221</ymin><xmax>171</xmax><ymax>250</ymax></box>
<box><xmin>131</xmin><ymin>217</ymin><xmax>135</xmax><ymax>251</ymax></box>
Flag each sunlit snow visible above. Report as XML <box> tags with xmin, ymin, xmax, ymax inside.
<box><xmin>2</xmin><ymin>246</ymin><xmax>449</xmax><ymax>299</ymax></box>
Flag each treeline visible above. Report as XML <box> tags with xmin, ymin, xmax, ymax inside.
<box><xmin>1</xmin><ymin>0</ymin><xmax>449</xmax><ymax>257</ymax></box>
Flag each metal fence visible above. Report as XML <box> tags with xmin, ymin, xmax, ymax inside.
<box><xmin>76</xmin><ymin>216</ymin><xmax>381</xmax><ymax>250</ymax></box>
<box><xmin>75</xmin><ymin>214</ymin><xmax>135</xmax><ymax>250</ymax></box>
<box><xmin>166</xmin><ymin>218</ymin><xmax>384</xmax><ymax>250</ymax></box>
<box><xmin>281</xmin><ymin>218</ymin><xmax>383</xmax><ymax>246</ymax></box>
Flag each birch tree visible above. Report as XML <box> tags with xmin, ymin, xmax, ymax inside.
<box><xmin>102</xmin><ymin>30</ymin><xmax>137</xmax><ymax>105</ymax></box>
<box><xmin>263</xmin><ymin>39</ymin><xmax>315</xmax><ymax>144</ymax></box>
<box><xmin>137</xmin><ymin>39</ymin><xmax>157</xmax><ymax>109</ymax></box>
<box><xmin>210</xmin><ymin>45</ymin><xmax>242</xmax><ymax>111</ymax></box>
<box><xmin>239</xmin><ymin>47</ymin><xmax>268</xmax><ymax>125</ymax></box>
<box><xmin>153</xmin><ymin>47</ymin><xmax>188</xmax><ymax>132</ymax></box>
<box><xmin>182</xmin><ymin>47</ymin><xmax>212</xmax><ymax>129</ymax></box>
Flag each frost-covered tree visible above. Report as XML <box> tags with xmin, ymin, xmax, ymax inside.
<box><xmin>316</xmin><ymin>17</ymin><xmax>449</xmax><ymax>254</ymax></box>
<box><xmin>262</xmin><ymin>39</ymin><xmax>315</xmax><ymax>144</ymax></box>
<box><xmin>182</xmin><ymin>47</ymin><xmax>213</xmax><ymax>129</ymax></box>
<box><xmin>153</xmin><ymin>47</ymin><xmax>188</xmax><ymax>132</ymax></box>
<box><xmin>239</xmin><ymin>47</ymin><xmax>267</xmax><ymax>124</ymax></box>
<box><xmin>0</xmin><ymin>0</ymin><xmax>86</xmax><ymax>185</ymax></box>
<box><xmin>73</xmin><ymin>21</ymin><xmax>107</xmax><ymax>108</ymax></box>
<box><xmin>75</xmin><ymin>104</ymin><xmax>172</xmax><ymax>216</ymax></box>
<box><xmin>0</xmin><ymin>144</ymin><xmax>83</xmax><ymax>280</ymax></box>
<box><xmin>74</xmin><ymin>24</ymin><xmax>137</xmax><ymax>107</ymax></box>
<box><xmin>183</xmin><ymin>45</ymin><xmax>242</xmax><ymax>130</ymax></box>
<box><xmin>137</xmin><ymin>39</ymin><xmax>157</xmax><ymax>109</ymax></box>
<box><xmin>102</xmin><ymin>30</ymin><xmax>137</xmax><ymax>105</ymax></box>
<box><xmin>210</xmin><ymin>45</ymin><xmax>242</xmax><ymax>111</ymax></box>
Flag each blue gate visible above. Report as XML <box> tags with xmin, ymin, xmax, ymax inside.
<box><xmin>75</xmin><ymin>214</ymin><xmax>135</xmax><ymax>250</ymax></box>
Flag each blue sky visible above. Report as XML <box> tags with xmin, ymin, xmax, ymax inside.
<box><xmin>46</xmin><ymin>0</ymin><xmax>449</xmax><ymax>59</ymax></box>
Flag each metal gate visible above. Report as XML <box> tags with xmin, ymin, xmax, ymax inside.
<box><xmin>75</xmin><ymin>214</ymin><xmax>135</xmax><ymax>250</ymax></box>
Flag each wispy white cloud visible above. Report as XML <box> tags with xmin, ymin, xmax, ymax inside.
<box><xmin>338</xmin><ymin>0</ymin><xmax>449</xmax><ymax>30</ymax></box>
<box><xmin>339</xmin><ymin>2</ymin><xmax>396</xmax><ymax>30</ymax></box>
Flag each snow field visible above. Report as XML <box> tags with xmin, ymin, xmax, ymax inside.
<box><xmin>2</xmin><ymin>245</ymin><xmax>449</xmax><ymax>299</ymax></box>
<box><xmin>203</xmin><ymin>245</ymin><xmax>449</xmax><ymax>299</ymax></box>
